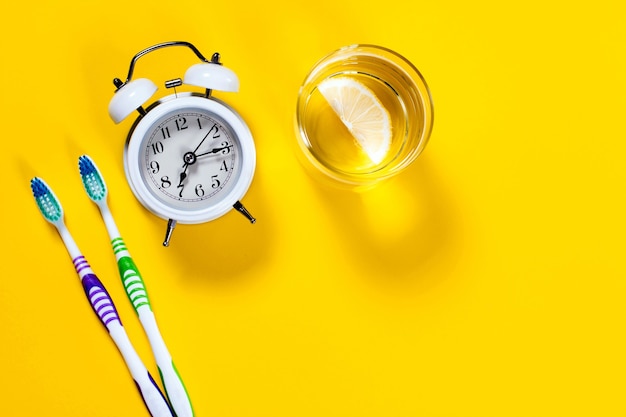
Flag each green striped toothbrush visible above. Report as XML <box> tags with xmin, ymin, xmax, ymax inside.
<box><xmin>78</xmin><ymin>155</ymin><xmax>194</xmax><ymax>417</ymax></box>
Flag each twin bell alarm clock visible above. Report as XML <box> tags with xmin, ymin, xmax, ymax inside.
<box><xmin>108</xmin><ymin>41</ymin><xmax>256</xmax><ymax>246</ymax></box>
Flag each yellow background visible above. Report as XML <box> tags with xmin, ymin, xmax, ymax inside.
<box><xmin>2</xmin><ymin>1</ymin><xmax>625</xmax><ymax>416</ymax></box>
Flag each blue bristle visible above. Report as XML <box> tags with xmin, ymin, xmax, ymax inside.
<box><xmin>79</xmin><ymin>155</ymin><xmax>107</xmax><ymax>200</ymax></box>
<box><xmin>78</xmin><ymin>155</ymin><xmax>96</xmax><ymax>176</ymax></box>
<box><xmin>30</xmin><ymin>177</ymin><xmax>62</xmax><ymax>221</ymax></box>
<box><xmin>30</xmin><ymin>178</ymin><xmax>47</xmax><ymax>197</ymax></box>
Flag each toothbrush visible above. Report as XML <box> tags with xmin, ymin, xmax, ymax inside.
<box><xmin>30</xmin><ymin>177</ymin><xmax>174</xmax><ymax>417</ymax></box>
<box><xmin>78</xmin><ymin>155</ymin><xmax>194</xmax><ymax>417</ymax></box>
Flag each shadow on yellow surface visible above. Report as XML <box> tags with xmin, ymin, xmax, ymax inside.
<box><xmin>304</xmin><ymin>154</ymin><xmax>463</xmax><ymax>293</ymax></box>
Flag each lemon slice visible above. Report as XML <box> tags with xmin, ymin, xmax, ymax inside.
<box><xmin>318</xmin><ymin>77</ymin><xmax>392</xmax><ymax>164</ymax></box>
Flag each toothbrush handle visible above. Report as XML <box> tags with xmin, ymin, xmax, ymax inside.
<box><xmin>108</xmin><ymin>323</ymin><xmax>174</xmax><ymax>417</ymax></box>
<box><xmin>80</xmin><ymin>273</ymin><xmax>174</xmax><ymax>417</ymax></box>
<box><xmin>139</xmin><ymin>307</ymin><xmax>194</xmax><ymax>417</ymax></box>
<box><xmin>114</xmin><ymin>246</ymin><xmax>194</xmax><ymax>417</ymax></box>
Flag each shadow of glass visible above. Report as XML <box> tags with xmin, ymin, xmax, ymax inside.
<box><xmin>307</xmin><ymin>154</ymin><xmax>463</xmax><ymax>293</ymax></box>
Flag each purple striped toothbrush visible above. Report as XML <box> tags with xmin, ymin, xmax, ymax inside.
<box><xmin>30</xmin><ymin>177</ymin><xmax>174</xmax><ymax>417</ymax></box>
<box><xmin>78</xmin><ymin>154</ymin><xmax>194</xmax><ymax>417</ymax></box>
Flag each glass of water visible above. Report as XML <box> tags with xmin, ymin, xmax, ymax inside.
<box><xmin>295</xmin><ymin>44</ymin><xmax>433</xmax><ymax>188</ymax></box>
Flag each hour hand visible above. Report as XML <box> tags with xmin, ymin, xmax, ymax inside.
<box><xmin>177</xmin><ymin>151</ymin><xmax>196</xmax><ymax>197</ymax></box>
<box><xmin>176</xmin><ymin>171</ymin><xmax>187</xmax><ymax>197</ymax></box>
<box><xmin>195</xmin><ymin>144</ymin><xmax>233</xmax><ymax>158</ymax></box>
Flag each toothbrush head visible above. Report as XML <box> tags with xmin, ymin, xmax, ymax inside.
<box><xmin>79</xmin><ymin>155</ymin><xmax>107</xmax><ymax>202</ymax></box>
<box><xmin>30</xmin><ymin>177</ymin><xmax>64</xmax><ymax>223</ymax></box>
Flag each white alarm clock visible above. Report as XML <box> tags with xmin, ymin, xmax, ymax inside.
<box><xmin>108</xmin><ymin>41</ymin><xmax>256</xmax><ymax>246</ymax></box>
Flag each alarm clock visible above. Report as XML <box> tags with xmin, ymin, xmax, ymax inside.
<box><xmin>108</xmin><ymin>41</ymin><xmax>256</xmax><ymax>246</ymax></box>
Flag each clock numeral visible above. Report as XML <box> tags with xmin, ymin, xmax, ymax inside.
<box><xmin>195</xmin><ymin>184</ymin><xmax>205</xmax><ymax>197</ymax></box>
<box><xmin>211</xmin><ymin>175</ymin><xmax>221</xmax><ymax>189</ymax></box>
<box><xmin>175</xmin><ymin>117</ymin><xmax>188</xmax><ymax>131</ymax></box>
<box><xmin>220</xmin><ymin>160</ymin><xmax>229</xmax><ymax>172</ymax></box>
<box><xmin>151</xmin><ymin>141</ymin><xmax>164</xmax><ymax>155</ymax></box>
<box><xmin>161</xmin><ymin>176</ymin><xmax>171</xmax><ymax>189</ymax></box>
<box><xmin>161</xmin><ymin>127</ymin><xmax>170</xmax><ymax>139</ymax></box>
<box><xmin>210</xmin><ymin>123</ymin><xmax>220</xmax><ymax>139</ymax></box>
<box><xmin>220</xmin><ymin>141</ymin><xmax>231</xmax><ymax>154</ymax></box>
<box><xmin>197</xmin><ymin>118</ymin><xmax>203</xmax><ymax>129</ymax></box>
<box><xmin>149</xmin><ymin>161</ymin><xmax>160</xmax><ymax>174</ymax></box>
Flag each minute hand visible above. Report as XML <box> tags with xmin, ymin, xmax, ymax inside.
<box><xmin>191</xmin><ymin>128</ymin><xmax>214</xmax><ymax>154</ymax></box>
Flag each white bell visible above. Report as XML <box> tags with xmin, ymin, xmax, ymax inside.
<box><xmin>108</xmin><ymin>78</ymin><xmax>158</xmax><ymax>124</ymax></box>
<box><xmin>183</xmin><ymin>63</ymin><xmax>239</xmax><ymax>92</ymax></box>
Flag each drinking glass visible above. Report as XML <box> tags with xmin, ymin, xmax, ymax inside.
<box><xmin>295</xmin><ymin>44</ymin><xmax>434</xmax><ymax>188</ymax></box>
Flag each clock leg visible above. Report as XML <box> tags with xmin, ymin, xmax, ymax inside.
<box><xmin>162</xmin><ymin>219</ymin><xmax>177</xmax><ymax>247</ymax></box>
<box><xmin>233</xmin><ymin>201</ymin><xmax>256</xmax><ymax>224</ymax></box>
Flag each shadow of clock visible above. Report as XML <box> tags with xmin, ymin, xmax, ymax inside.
<box><xmin>307</xmin><ymin>154</ymin><xmax>463</xmax><ymax>294</ymax></box>
<box><xmin>159</xmin><ymin>194</ymin><xmax>274</xmax><ymax>288</ymax></box>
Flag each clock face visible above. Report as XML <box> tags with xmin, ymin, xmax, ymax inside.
<box><xmin>141</xmin><ymin>109</ymin><xmax>241</xmax><ymax>210</ymax></box>
<box><xmin>124</xmin><ymin>94</ymin><xmax>255</xmax><ymax>223</ymax></box>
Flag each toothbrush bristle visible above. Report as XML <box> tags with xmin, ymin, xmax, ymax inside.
<box><xmin>30</xmin><ymin>177</ymin><xmax>63</xmax><ymax>222</ymax></box>
<box><xmin>79</xmin><ymin>155</ymin><xmax>107</xmax><ymax>201</ymax></box>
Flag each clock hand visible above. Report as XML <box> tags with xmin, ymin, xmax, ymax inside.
<box><xmin>176</xmin><ymin>172</ymin><xmax>187</xmax><ymax>198</ymax></box>
<box><xmin>191</xmin><ymin>129</ymin><xmax>213</xmax><ymax>154</ymax></box>
<box><xmin>195</xmin><ymin>144</ymin><xmax>233</xmax><ymax>158</ymax></box>
<box><xmin>176</xmin><ymin>143</ymin><xmax>230</xmax><ymax>198</ymax></box>
<box><xmin>177</xmin><ymin>152</ymin><xmax>195</xmax><ymax>198</ymax></box>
